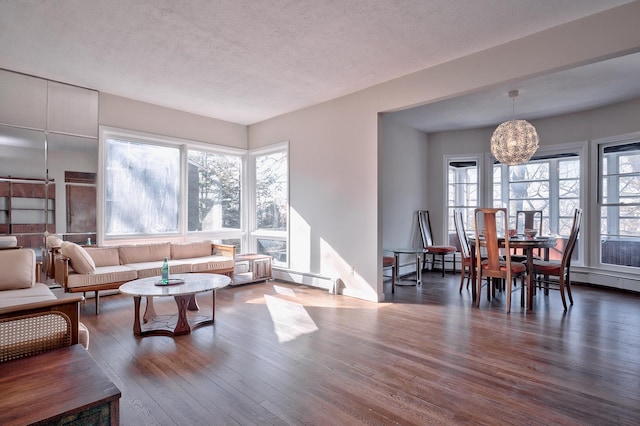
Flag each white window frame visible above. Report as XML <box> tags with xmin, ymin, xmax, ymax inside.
<box><xmin>593</xmin><ymin>131</ymin><xmax>640</xmax><ymax>272</ymax></box>
<box><xmin>247</xmin><ymin>141</ymin><xmax>289</xmax><ymax>267</ymax></box>
<box><xmin>489</xmin><ymin>142</ymin><xmax>587</xmax><ymax>265</ymax></box>
<box><xmin>98</xmin><ymin>126</ymin><xmax>246</xmax><ymax>245</ymax></box>
<box><xmin>444</xmin><ymin>155</ymin><xmax>482</xmax><ymax>238</ymax></box>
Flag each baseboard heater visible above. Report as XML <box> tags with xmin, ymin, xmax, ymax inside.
<box><xmin>273</xmin><ymin>268</ymin><xmax>334</xmax><ymax>291</ymax></box>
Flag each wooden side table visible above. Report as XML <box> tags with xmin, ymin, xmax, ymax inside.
<box><xmin>234</xmin><ymin>254</ymin><xmax>273</xmax><ymax>284</ymax></box>
<box><xmin>0</xmin><ymin>344</ymin><xmax>121</xmax><ymax>425</ymax></box>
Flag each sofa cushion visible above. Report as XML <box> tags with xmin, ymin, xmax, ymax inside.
<box><xmin>66</xmin><ymin>265</ymin><xmax>138</xmax><ymax>290</ymax></box>
<box><xmin>125</xmin><ymin>260</ymin><xmax>192</xmax><ymax>279</ymax></box>
<box><xmin>188</xmin><ymin>255</ymin><xmax>235</xmax><ymax>273</ymax></box>
<box><xmin>60</xmin><ymin>242</ymin><xmax>96</xmax><ymax>274</ymax></box>
<box><xmin>85</xmin><ymin>247</ymin><xmax>120</xmax><ymax>267</ymax></box>
<box><xmin>170</xmin><ymin>241</ymin><xmax>212</xmax><ymax>260</ymax></box>
<box><xmin>0</xmin><ymin>248</ymin><xmax>36</xmax><ymax>290</ymax></box>
<box><xmin>0</xmin><ymin>283</ymin><xmax>55</xmax><ymax>308</ymax></box>
<box><xmin>118</xmin><ymin>242</ymin><xmax>170</xmax><ymax>265</ymax></box>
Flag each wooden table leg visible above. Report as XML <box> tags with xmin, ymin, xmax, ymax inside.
<box><xmin>526</xmin><ymin>250</ymin><xmax>534</xmax><ymax>311</ymax></box>
<box><xmin>132</xmin><ymin>296</ymin><xmax>142</xmax><ymax>336</ymax></box>
<box><xmin>212</xmin><ymin>290</ymin><xmax>216</xmax><ymax>322</ymax></box>
<box><xmin>187</xmin><ymin>294</ymin><xmax>199</xmax><ymax>311</ymax></box>
<box><xmin>143</xmin><ymin>296</ymin><xmax>156</xmax><ymax>323</ymax></box>
<box><xmin>173</xmin><ymin>295</ymin><xmax>192</xmax><ymax>335</ymax></box>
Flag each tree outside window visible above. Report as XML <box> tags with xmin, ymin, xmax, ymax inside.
<box><xmin>187</xmin><ymin>150</ymin><xmax>241</xmax><ymax>232</ymax></box>
<box><xmin>253</xmin><ymin>148</ymin><xmax>288</xmax><ymax>265</ymax></box>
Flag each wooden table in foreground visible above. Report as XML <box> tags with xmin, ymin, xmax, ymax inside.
<box><xmin>0</xmin><ymin>345</ymin><xmax>121</xmax><ymax>425</ymax></box>
<box><xmin>119</xmin><ymin>273</ymin><xmax>231</xmax><ymax>337</ymax></box>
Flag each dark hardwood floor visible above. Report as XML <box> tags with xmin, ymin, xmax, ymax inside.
<box><xmin>79</xmin><ymin>271</ymin><xmax>640</xmax><ymax>425</ymax></box>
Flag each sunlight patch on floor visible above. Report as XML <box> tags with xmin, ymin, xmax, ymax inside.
<box><xmin>273</xmin><ymin>285</ymin><xmax>296</xmax><ymax>296</ymax></box>
<box><xmin>264</xmin><ymin>294</ymin><xmax>319</xmax><ymax>343</ymax></box>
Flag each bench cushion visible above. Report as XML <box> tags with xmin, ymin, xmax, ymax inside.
<box><xmin>66</xmin><ymin>265</ymin><xmax>138</xmax><ymax>290</ymax></box>
<box><xmin>124</xmin><ymin>260</ymin><xmax>192</xmax><ymax>279</ymax></box>
<box><xmin>0</xmin><ymin>283</ymin><xmax>56</xmax><ymax>308</ymax></box>
<box><xmin>188</xmin><ymin>255</ymin><xmax>235</xmax><ymax>273</ymax></box>
<box><xmin>0</xmin><ymin>248</ymin><xmax>36</xmax><ymax>290</ymax></box>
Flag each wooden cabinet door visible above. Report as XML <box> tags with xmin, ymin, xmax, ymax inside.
<box><xmin>66</xmin><ymin>185</ymin><xmax>96</xmax><ymax>233</ymax></box>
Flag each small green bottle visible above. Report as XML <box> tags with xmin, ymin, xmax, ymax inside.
<box><xmin>161</xmin><ymin>257</ymin><xmax>169</xmax><ymax>284</ymax></box>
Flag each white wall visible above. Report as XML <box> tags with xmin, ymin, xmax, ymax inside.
<box><xmin>249</xmin><ymin>2</ymin><xmax>640</xmax><ymax>302</ymax></box>
<box><xmin>99</xmin><ymin>93</ymin><xmax>247</xmax><ymax>148</ymax></box>
<box><xmin>381</xmin><ymin>116</ymin><xmax>430</xmax><ymax>279</ymax></box>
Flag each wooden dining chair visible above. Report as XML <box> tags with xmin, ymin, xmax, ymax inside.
<box><xmin>516</xmin><ymin>210</ymin><xmax>543</xmax><ymax>235</ymax></box>
<box><xmin>454</xmin><ymin>210</ymin><xmax>473</xmax><ymax>292</ymax></box>
<box><xmin>417</xmin><ymin>210</ymin><xmax>457</xmax><ymax>277</ymax></box>
<box><xmin>532</xmin><ymin>208</ymin><xmax>583</xmax><ymax>311</ymax></box>
<box><xmin>512</xmin><ymin>210</ymin><xmax>544</xmax><ymax>262</ymax></box>
<box><xmin>474</xmin><ymin>208</ymin><xmax>526</xmax><ymax>312</ymax></box>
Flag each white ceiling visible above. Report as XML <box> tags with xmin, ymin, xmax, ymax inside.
<box><xmin>0</xmin><ymin>0</ymin><xmax>635</xmax><ymax>126</ymax></box>
<box><xmin>389</xmin><ymin>51</ymin><xmax>640</xmax><ymax>133</ymax></box>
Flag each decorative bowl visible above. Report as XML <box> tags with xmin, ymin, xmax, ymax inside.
<box><xmin>524</xmin><ymin>228</ymin><xmax>537</xmax><ymax>238</ymax></box>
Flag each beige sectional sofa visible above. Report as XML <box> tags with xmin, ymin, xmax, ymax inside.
<box><xmin>53</xmin><ymin>240</ymin><xmax>235</xmax><ymax>313</ymax></box>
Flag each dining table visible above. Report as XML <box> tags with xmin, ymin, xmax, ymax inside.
<box><xmin>469</xmin><ymin>235</ymin><xmax>557</xmax><ymax>310</ymax></box>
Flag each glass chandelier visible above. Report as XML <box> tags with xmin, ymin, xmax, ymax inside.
<box><xmin>490</xmin><ymin>90</ymin><xmax>539</xmax><ymax>165</ymax></box>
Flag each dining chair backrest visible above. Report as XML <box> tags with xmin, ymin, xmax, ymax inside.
<box><xmin>417</xmin><ymin>210</ymin><xmax>435</xmax><ymax>247</ymax></box>
<box><xmin>474</xmin><ymin>208</ymin><xmax>512</xmax><ymax>273</ymax></box>
<box><xmin>561</xmin><ymin>208</ymin><xmax>583</xmax><ymax>270</ymax></box>
<box><xmin>454</xmin><ymin>210</ymin><xmax>471</xmax><ymax>260</ymax></box>
<box><xmin>516</xmin><ymin>210</ymin><xmax>543</xmax><ymax>235</ymax></box>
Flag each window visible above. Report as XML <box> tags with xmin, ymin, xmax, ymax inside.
<box><xmin>446</xmin><ymin>158</ymin><xmax>479</xmax><ymax>237</ymax></box>
<box><xmin>491</xmin><ymin>150</ymin><xmax>583</xmax><ymax>264</ymax></box>
<box><xmin>187</xmin><ymin>150</ymin><xmax>241</xmax><ymax>233</ymax></box>
<box><xmin>599</xmin><ymin>140</ymin><xmax>640</xmax><ymax>268</ymax></box>
<box><xmin>493</xmin><ymin>154</ymin><xmax>580</xmax><ymax>237</ymax></box>
<box><xmin>105</xmin><ymin>138</ymin><xmax>180</xmax><ymax>235</ymax></box>
<box><xmin>102</xmin><ymin>128</ymin><xmax>245</xmax><ymax>243</ymax></box>
<box><xmin>250</xmin><ymin>144</ymin><xmax>288</xmax><ymax>266</ymax></box>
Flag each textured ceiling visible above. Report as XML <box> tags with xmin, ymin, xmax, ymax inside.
<box><xmin>389</xmin><ymin>51</ymin><xmax>640</xmax><ymax>133</ymax></box>
<box><xmin>0</xmin><ymin>0</ymin><xmax>634</xmax><ymax>125</ymax></box>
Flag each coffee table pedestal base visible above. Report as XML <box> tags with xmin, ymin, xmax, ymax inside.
<box><xmin>132</xmin><ymin>291</ymin><xmax>216</xmax><ymax>337</ymax></box>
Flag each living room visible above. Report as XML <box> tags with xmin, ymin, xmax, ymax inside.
<box><xmin>2</xmin><ymin>1</ymin><xmax>640</xmax><ymax>424</ymax></box>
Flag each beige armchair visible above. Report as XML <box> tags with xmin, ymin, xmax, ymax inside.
<box><xmin>0</xmin><ymin>248</ymin><xmax>88</xmax><ymax>362</ymax></box>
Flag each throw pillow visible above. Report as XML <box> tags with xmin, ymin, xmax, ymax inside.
<box><xmin>46</xmin><ymin>235</ymin><xmax>64</xmax><ymax>249</ymax></box>
<box><xmin>60</xmin><ymin>241</ymin><xmax>96</xmax><ymax>274</ymax></box>
<box><xmin>0</xmin><ymin>248</ymin><xmax>36</xmax><ymax>290</ymax></box>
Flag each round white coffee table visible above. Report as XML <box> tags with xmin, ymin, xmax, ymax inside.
<box><xmin>119</xmin><ymin>273</ymin><xmax>231</xmax><ymax>337</ymax></box>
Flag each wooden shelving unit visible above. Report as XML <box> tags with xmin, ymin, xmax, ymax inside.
<box><xmin>0</xmin><ymin>177</ymin><xmax>55</xmax><ymax>248</ymax></box>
